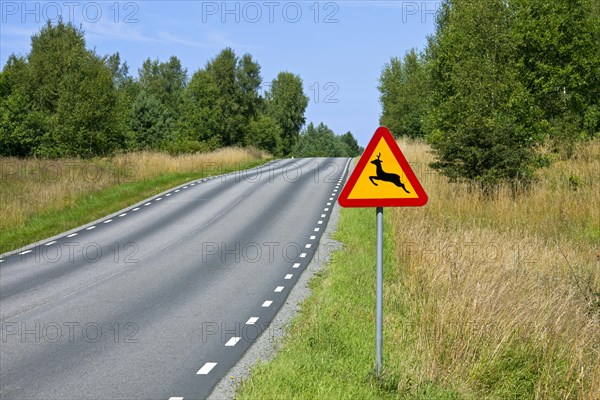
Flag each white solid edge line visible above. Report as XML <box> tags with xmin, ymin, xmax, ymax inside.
<box><xmin>285</xmin><ymin>274</ymin><xmax>293</xmax><ymax>280</ymax></box>
<box><xmin>262</xmin><ymin>300</ymin><xmax>273</xmax><ymax>307</ymax></box>
<box><xmin>225</xmin><ymin>337</ymin><xmax>241</xmax><ymax>347</ymax></box>
<box><xmin>246</xmin><ymin>317</ymin><xmax>259</xmax><ymax>325</ymax></box>
<box><xmin>197</xmin><ymin>362</ymin><xmax>217</xmax><ymax>375</ymax></box>
<box><xmin>292</xmin><ymin>263</ymin><xmax>300</xmax><ymax>268</ymax></box>
<box><xmin>45</xmin><ymin>241</ymin><xmax>57</xmax><ymax>246</ymax></box>
<box><xmin>274</xmin><ymin>286</ymin><xmax>284</xmax><ymax>292</ymax></box>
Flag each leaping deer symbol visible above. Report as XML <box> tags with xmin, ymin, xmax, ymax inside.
<box><xmin>369</xmin><ymin>153</ymin><xmax>410</xmax><ymax>194</ymax></box>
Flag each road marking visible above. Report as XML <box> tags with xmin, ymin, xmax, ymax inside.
<box><xmin>86</xmin><ymin>226</ymin><xmax>96</xmax><ymax>230</ymax></box>
<box><xmin>19</xmin><ymin>250</ymin><xmax>32</xmax><ymax>255</ymax></box>
<box><xmin>0</xmin><ymin>260</ymin><xmax>4</xmax><ymax>263</ymax></box>
<box><xmin>67</xmin><ymin>233</ymin><xmax>78</xmax><ymax>237</ymax></box>
<box><xmin>305</xmin><ymin>244</ymin><xmax>311</xmax><ymax>248</ymax></box>
<box><xmin>321</xmin><ymin>214</ymin><xmax>326</xmax><ymax>217</ymax></box>
<box><xmin>329</xmin><ymin>197</ymin><xmax>333</xmax><ymax>201</ymax></box>
<box><xmin>225</xmin><ymin>337</ymin><xmax>241</xmax><ymax>347</ymax></box>
<box><xmin>262</xmin><ymin>300</ymin><xmax>273</xmax><ymax>307</ymax></box>
<box><xmin>310</xmin><ymin>235</ymin><xmax>316</xmax><ymax>240</ymax></box>
<box><xmin>274</xmin><ymin>286</ymin><xmax>284</xmax><ymax>292</ymax></box>
<box><xmin>314</xmin><ymin>228</ymin><xmax>320</xmax><ymax>232</ymax></box>
<box><xmin>334</xmin><ymin>189</ymin><xmax>338</xmax><ymax>192</ymax></box>
<box><xmin>246</xmin><ymin>317</ymin><xmax>259</xmax><ymax>325</ymax></box>
<box><xmin>318</xmin><ymin>220</ymin><xmax>323</xmax><ymax>224</ymax></box>
<box><xmin>292</xmin><ymin>263</ymin><xmax>300</xmax><ymax>268</ymax></box>
<box><xmin>45</xmin><ymin>241</ymin><xmax>57</xmax><ymax>246</ymax></box>
<box><xmin>285</xmin><ymin>274</ymin><xmax>293</xmax><ymax>280</ymax></box>
<box><xmin>183</xmin><ymin>186</ymin><xmax>188</xmax><ymax>189</ymax></box>
<box><xmin>300</xmin><ymin>253</ymin><xmax>307</xmax><ymax>258</ymax></box>
<box><xmin>133</xmin><ymin>207</ymin><xmax>140</xmax><ymax>211</ymax></box>
<box><xmin>197</xmin><ymin>362</ymin><xmax>217</xmax><ymax>375</ymax></box>
<box><xmin>166</xmin><ymin>193</ymin><xmax>171</xmax><ymax>197</ymax></box>
<box><xmin>119</xmin><ymin>213</ymin><xmax>127</xmax><ymax>217</ymax></box>
<box><xmin>327</xmin><ymin>202</ymin><xmax>331</xmax><ymax>206</ymax></box>
<box><xmin>169</xmin><ymin>397</ymin><xmax>184</xmax><ymax>400</ymax></box>
<box><xmin>156</xmin><ymin>198</ymin><xmax>162</xmax><ymax>201</ymax></box>
<box><xmin>144</xmin><ymin>202</ymin><xmax>151</xmax><ymax>206</ymax></box>
<box><xmin>104</xmin><ymin>219</ymin><xmax>112</xmax><ymax>224</ymax></box>
<box><xmin>191</xmin><ymin>183</ymin><xmax>195</xmax><ymax>186</ymax></box>
<box><xmin>175</xmin><ymin>190</ymin><xmax>180</xmax><ymax>193</ymax></box>
<box><xmin>324</xmin><ymin>208</ymin><xmax>329</xmax><ymax>211</ymax></box>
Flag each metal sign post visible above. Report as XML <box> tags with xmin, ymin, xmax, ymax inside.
<box><xmin>338</xmin><ymin>126</ymin><xmax>428</xmax><ymax>378</ymax></box>
<box><xmin>375</xmin><ymin>207</ymin><xmax>384</xmax><ymax>377</ymax></box>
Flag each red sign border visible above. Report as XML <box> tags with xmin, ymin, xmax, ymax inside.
<box><xmin>338</xmin><ymin>126</ymin><xmax>428</xmax><ymax>208</ymax></box>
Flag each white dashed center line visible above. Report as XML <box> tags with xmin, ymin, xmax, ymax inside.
<box><xmin>292</xmin><ymin>263</ymin><xmax>300</xmax><ymax>268</ymax></box>
<box><xmin>262</xmin><ymin>300</ymin><xmax>273</xmax><ymax>307</ymax></box>
<box><xmin>275</xmin><ymin>286</ymin><xmax>284</xmax><ymax>292</ymax></box>
<box><xmin>246</xmin><ymin>317</ymin><xmax>259</xmax><ymax>325</ymax></box>
<box><xmin>225</xmin><ymin>337</ymin><xmax>241</xmax><ymax>347</ymax></box>
<box><xmin>45</xmin><ymin>241</ymin><xmax>57</xmax><ymax>246</ymax></box>
<box><xmin>285</xmin><ymin>274</ymin><xmax>293</xmax><ymax>280</ymax></box>
<box><xmin>197</xmin><ymin>362</ymin><xmax>217</xmax><ymax>375</ymax></box>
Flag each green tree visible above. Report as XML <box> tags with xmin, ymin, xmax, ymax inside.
<box><xmin>379</xmin><ymin>49</ymin><xmax>429</xmax><ymax>138</ymax></box>
<box><xmin>128</xmin><ymin>91</ymin><xmax>173</xmax><ymax>150</ymax></box>
<box><xmin>340</xmin><ymin>131</ymin><xmax>363</xmax><ymax>156</ymax></box>
<box><xmin>0</xmin><ymin>21</ymin><xmax>124</xmax><ymax>157</ymax></box>
<box><xmin>292</xmin><ymin>122</ymin><xmax>352</xmax><ymax>157</ymax></box>
<box><xmin>266</xmin><ymin>72</ymin><xmax>309</xmax><ymax>155</ymax></box>
<box><xmin>425</xmin><ymin>0</ymin><xmax>541</xmax><ymax>185</ymax></box>
<box><xmin>247</xmin><ymin>114</ymin><xmax>283</xmax><ymax>156</ymax></box>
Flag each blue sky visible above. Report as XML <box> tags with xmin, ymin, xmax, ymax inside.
<box><xmin>1</xmin><ymin>1</ymin><xmax>439</xmax><ymax>146</ymax></box>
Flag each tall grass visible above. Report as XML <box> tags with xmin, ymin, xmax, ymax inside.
<box><xmin>391</xmin><ymin>138</ymin><xmax>600</xmax><ymax>398</ymax></box>
<box><xmin>0</xmin><ymin>147</ymin><xmax>268</xmax><ymax>252</ymax></box>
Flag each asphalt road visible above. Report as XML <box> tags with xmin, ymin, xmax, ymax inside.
<box><xmin>0</xmin><ymin>157</ymin><xmax>351</xmax><ymax>400</ymax></box>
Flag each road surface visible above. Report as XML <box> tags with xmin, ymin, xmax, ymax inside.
<box><xmin>0</xmin><ymin>157</ymin><xmax>350</xmax><ymax>400</ymax></box>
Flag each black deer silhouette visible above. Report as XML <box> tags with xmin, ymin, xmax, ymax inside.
<box><xmin>369</xmin><ymin>153</ymin><xmax>410</xmax><ymax>194</ymax></box>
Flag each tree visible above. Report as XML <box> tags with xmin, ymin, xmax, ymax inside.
<box><xmin>379</xmin><ymin>49</ymin><xmax>429</xmax><ymax>138</ymax></box>
<box><xmin>425</xmin><ymin>0</ymin><xmax>541</xmax><ymax>185</ymax></box>
<box><xmin>128</xmin><ymin>91</ymin><xmax>173</xmax><ymax>150</ymax></box>
<box><xmin>292</xmin><ymin>122</ymin><xmax>353</xmax><ymax>157</ymax></box>
<box><xmin>340</xmin><ymin>131</ymin><xmax>363</xmax><ymax>156</ymax></box>
<box><xmin>266</xmin><ymin>72</ymin><xmax>309</xmax><ymax>155</ymax></box>
<box><xmin>247</xmin><ymin>114</ymin><xmax>283</xmax><ymax>156</ymax></box>
<box><xmin>0</xmin><ymin>20</ymin><xmax>124</xmax><ymax>157</ymax></box>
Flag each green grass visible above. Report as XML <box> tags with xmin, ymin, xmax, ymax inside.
<box><xmin>236</xmin><ymin>207</ymin><xmax>464</xmax><ymax>400</ymax></box>
<box><xmin>0</xmin><ymin>160</ymin><xmax>264</xmax><ymax>254</ymax></box>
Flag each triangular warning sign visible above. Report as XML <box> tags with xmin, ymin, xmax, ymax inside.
<box><xmin>338</xmin><ymin>126</ymin><xmax>428</xmax><ymax>207</ymax></box>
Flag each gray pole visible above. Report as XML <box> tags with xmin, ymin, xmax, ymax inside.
<box><xmin>376</xmin><ymin>206</ymin><xmax>384</xmax><ymax>377</ymax></box>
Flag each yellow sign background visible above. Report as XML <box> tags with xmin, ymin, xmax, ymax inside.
<box><xmin>347</xmin><ymin>137</ymin><xmax>419</xmax><ymax>200</ymax></box>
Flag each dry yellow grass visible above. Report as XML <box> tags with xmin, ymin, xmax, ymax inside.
<box><xmin>0</xmin><ymin>147</ymin><xmax>268</xmax><ymax>233</ymax></box>
<box><xmin>390</xmin><ymin>139</ymin><xmax>600</xmax><ymax>398</ymax></box>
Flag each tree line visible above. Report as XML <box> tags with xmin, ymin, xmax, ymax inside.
<box><xmin>0</xmin><ymin>21</ymin><xmax>361</xmax><ymax>159</ymax></box>
<box><xmin>379</xmin><ymin>0</ymin><xmax>599</xmax><ymax>185</ymax></box>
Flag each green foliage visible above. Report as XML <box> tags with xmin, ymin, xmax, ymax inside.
<box><xmin>292</xmin><ymin>123</ymin><xmax>361</xmax><ymax>157</ymax></box>
<box><xmin>266</xmin><ymin>72</ymin><xmax>309</xmax><ymax>154</ymax></box>
<box><xmin>378</xmin><ymin>0</ymin><xmax>599</xmax><ymax>186</ymax></box>
<box><xmin>379</xmin><ymin>49</ymin><xmax>429</xmax><ymax>138</ymax></box>
<box><xmin>1</xmin><ymin>23</ymin><xmax>314</xmax><ymax>158</ymax></box>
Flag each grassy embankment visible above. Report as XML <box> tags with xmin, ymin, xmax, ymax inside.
<box><xmin>237</xmin><ymin>139</ymin><xmax>600</xmax><ymax>399</ymax></box>
<box><xmin>0</xmin><ymin>147</ymin><xmax>268</xmax><ymax>254</ymax></box>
